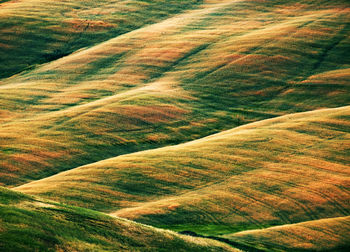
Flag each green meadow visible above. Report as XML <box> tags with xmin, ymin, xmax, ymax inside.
<box><xmin>1</xmin><ymin>0</ymin><xmax>350</xmax><ymax>251</ymax></box>
<box><xmin>0</xmin><ymin>187</ymin><xmax>235</xmax><ymax>251</ymax></box>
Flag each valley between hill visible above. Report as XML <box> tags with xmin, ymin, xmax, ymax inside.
<box><xmin>1</xmin><ymin>0</ymin><xmax>350</xmax><ymax>251</ymax></box>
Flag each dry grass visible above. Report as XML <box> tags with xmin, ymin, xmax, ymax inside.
<box><xmin>0</xmin><ymin>186</ymin><xmax>237</xmax><ymax>251</ymax></box>
<box><xmin>301</xmin><ymin>68</ymin><xmax>350</xmax><ymax>85</ymax></box>
<box><xmin>15</xmin><ymin>107</ymin><xmax>350</xmax><ymax>237</ymax></box>
<box><xmin>0</xmin><ymin>0</ymin><xmax>207</xmax><ymax>78</ymax></box>
<box><xmin>1</xmin><ymin>0</ymin><xmax>349</xmax><ymax>187</ymax></box>
<box><xmin>224</xmin><ymin>216</ymin><xmax>350</xmax><ymax>251</ymax></box>
<box><xmin>1</xmin><ymin>1</ymin><xmax>350</xmax><ymax>250</ymax></box>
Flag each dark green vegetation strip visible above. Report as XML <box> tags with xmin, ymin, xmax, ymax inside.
<box><xmin>1</xmin><ymin>0</ymin><xmax>349</xmax><ymax>186</ymax></box>
<box><xmin>0</xmin><ymin>0</ymin><xmax>203</xmax><ymax>79</ymax></box>
<box><xmin>179</xmin><ymin>231</ymin><xmax>265</xmax><ymax>252</ymax></box>
<box><xmin>0</xmin><ymin>187</ymin><xmax>232</xmax><ymax>251</ymax></box>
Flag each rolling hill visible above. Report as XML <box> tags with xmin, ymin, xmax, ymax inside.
<box><xmin>16</xmin><ymin>106</ymin><xmax>350</xmax><ymax>239</ymax></box>
<box><xmin>0</xmin><ymin>0</ymin><xmax>203</xmax><ymax>79</ymax></box>
<box><xmin>1</xmin><ymin>0</ymin><xmax>349</xmax><ymax>187</ymax></box>
<box><xmin>0</xmin><ymin>186</ymin><xmax>236</xmax><ymax>251</ymax></box>
<box><xmin>223</xmin><ymin>216</ymin><xmax>350</xmax><ymax>251</ymax></box>
<box><xmin>1</xmin><ymin>0</ymin><xmax>350</xmax><ymax>251</ymax></box>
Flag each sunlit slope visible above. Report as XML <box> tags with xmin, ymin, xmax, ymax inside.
<box><xmin>0</xmin><ymin>187</ymin><xmax>236</xmax><ymax>252</ymax></box>
<box><xmin>1</xmin><ymin>0</ymin><xmax>350</xmax><ymax>186</ymax></box>
<box><xmin>16</xmin><ymin>106</ymin><xmax>350</xmax><ymax>236</ymax></box>
<box><xmin>223</xmin><ymin>216</ymin><xmax>350</xmax><ymax>251</ymax></box>
<box><xmin>0</xmin><ymin>0</ymin><xmax>203</xmax><ymax>79</ymax></box>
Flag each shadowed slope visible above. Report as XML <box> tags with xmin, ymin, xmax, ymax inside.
<box><xmin>223</xmin><ymin>216</ymin><xmax>350</xmax><ymax>251</ymax></box>
<box><xmin>1</xmin><ymin>0</ymin><xmax>350</xmax><ymax>187</ymax></box>
<box><xmin>16</xmin><ymin>106</ymin><xmax>350</xmax><ymax>237</ymax></box>
<box><xmin>0</xmin><ymin>187</ymin><xmax>236</xmax><ymax>251</ymax></box>
<box><xmin>0</xmin><ymin>0</ymin><xmax>204</xmax><ymax>79</ymax></box>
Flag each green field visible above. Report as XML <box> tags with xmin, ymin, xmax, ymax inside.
<box><xmin>223</xmin><ymin>216</ymin><xmax>350</xmax><ymax>251</ymax></box>
<box><xmin>16</xmin><ymin>106</ymin><xmax>350</xmax><ymax>236</ymax></box>
<box><xmin>0</xmin><ymin>187</ymin><xmax>235</xmax><ymax>251</ymax></box>
<box><xmin>1</xmin><ymin>0</ymin><xmax>350</xmax><ymax>251</ymax></box>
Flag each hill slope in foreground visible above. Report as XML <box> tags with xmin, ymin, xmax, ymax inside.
<box><xmin>0</xmin><ymin>187</ymin><xmax>235</xmax><ymax>251</ymax></box>
<box><xmin>1</xmin><ymin>0</ymin><xmax>350</xmax><ymax>187</ymax></box>
<box><xmin>224</xmin><ymin>216</ymin><xmax>350</xmax><ymax>251</ymax></box>
<box><xmin>1</xmin><ymin>0</ymin><xmax>350</xmax><ymax>251</ymax></box>
<box><xmin>16</xmin><ymin>105</ymin><xmax>350</xmax><ymax>251</ymax></box>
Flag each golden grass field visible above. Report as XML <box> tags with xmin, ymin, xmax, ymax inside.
<box><xmin>0</xmin><ymin>186</ymin><xmax>236</xmax><ymax>251</ymax></box>
<box><xmin>16</xmin><ymin>106</ymin><xmax>350</xmax><ymax>234</ymax></box>
<box><xmin>1</xmin><ymin>0</ymin><xmax>349</xmax><ymax>188</ymax></box>
<box><xmin>224</xmin><ymin>216</ymin><xmax>350</xmax><ymax>251</ymax></box>
<box><xmin>1</xmin><ymin>0</ymin><xmax>350</xmax><ymax>251</ymax></box>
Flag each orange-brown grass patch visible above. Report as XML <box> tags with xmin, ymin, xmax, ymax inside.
<box><xmin>43</xmin><ymin>92</ymin><xmax>93</xmax><ymax>105</ymax></box>
<box><xmin>146</xmin><ymin>133</ymin><xmax>170</xmax><ymax>142</ymax></box>
<box><xmin>225</xmin><ymin>216</ymin><xmax>350</xmax><ymax>251</ymax></box>
<box><xmin>0</xmin><ymin>187</ymin><xmax>236</xmax><ymax>251</ymax></box>
<box><xmin>15</xmin><ymin>106</ymin><xmax>350</xmax><ymax>232</ymax></box>
<box><xmin>106</xmin><ymin>67</ymin><xmax>148</xmax><ymax>84</ymax></box>
<box><xmin>64</xmin><ymin>19</ymin><xmax>117</xmax><ymax>32</ymax></box>
<box><xmin>301</xmin><ymin>68</ymin><xmax>350</xmax><ymax>85</ymax></box>
<box><xmin>114</xmin><ymin>105</ymin><xmax>188</xmax><ymax>123</ymax></box>
<box><xmin>1</xmin><ymin>0</ymin><xmax>350</xmax><ymax>219</ymax></box>
<box><xmin>0</xmin><ymin>42</ymin><xmax>12</xmax><ymax>49</ymax></box>
<box><xmin>274</xmin><ymin>3</ymin><xmax>311</xmax><ymax>15</ymax></box>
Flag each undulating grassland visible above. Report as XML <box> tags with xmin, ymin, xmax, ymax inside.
<box><xmin>1</xmin><ymin>0</ymin><xmax>350</xmax><ymax>187</ymax></box>
<box><xmin>0</xmin><ymin>187</ymin><xmax>237</xmax><ymax>251</ymax></box>
<box><xmin>16</xmin><ymin>106</ymin><xmax>350</xmax><ymax>240</ymax></box>
<box><xmin>1</xmin><ymin>0</ymin><xmax>350</xmax><ymax>251</ymax></box>
<box><xmin>223</xmin><ymin>216</ymin><xmax>350</xmax><ymax>251</ymax></box>
<box><xmin>0</xmin><ymin>0</ymin><xmax>204</xmax><ymax>79</ymax></box>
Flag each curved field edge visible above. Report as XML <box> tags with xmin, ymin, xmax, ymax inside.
<box><xmin>1</xmin><ymin>0</ymin><xmax>350</xmax><ymax>187</ymax></box>
<box><xmin>0</xmin><ymin>0</ymin><xmax>205</xmax><ymax>79</ymax></box>
<box><xmin>0</xmin><ymin>187</ymin><xmax>237</xmax><ymax>252</ymax></box>
<box><xmin>0</xmin><ymin>1</ymin><xmax>349</xmax><ymax>251</ymax></box>
<box><xmin>222</xmin><ymin>216</ymin><xmax>350</xmax><ymax>251</ymax></box>
<box><xmin>15</xmin><ymin>106</ymin><xmax>350</xmax><ymax>238</ymax></box>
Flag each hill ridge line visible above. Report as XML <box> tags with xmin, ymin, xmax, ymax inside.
<box><xmin>0</xmin><ymin>0</ymin><xmax>240</xmax><ymax>85</ymax></box>
<box><xmin>14</xmin><ymin>105</ymin><xmax>350</xmax><ymax>190</ymax></box>
<box><xmin>231</xmin><ymin>215</ymin><xmax>350</xmax><ymax>235</ymax></box>
<box><xmin>1</xmin><ymin>4</ymin><xmax>331</xmax><ymax>88</ymax></box>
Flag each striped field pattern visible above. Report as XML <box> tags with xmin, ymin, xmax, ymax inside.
<box><xmin>1</xmin><ymin>0</ymin><xmax>350</xmax><ymax>250</ymax></box>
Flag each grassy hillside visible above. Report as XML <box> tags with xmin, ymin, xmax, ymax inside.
<box><xmin>1</xmin><ymin>0</ymin><xmax>350</xmax><ymax>186</ymax></box>
<box><xmin>1</xmin><ymin>0</ymin><xmax>350</xmax><ymax>251</ymax></box>
<box><xmin>0</xmin><ymin>187</ymin><xmax>236</xmax><ymax>251</ymax></box>
<box><xmin>223</xmin><ymin>216</ymin><xmax>350</xmax><ymax>251</ymax></box>
<box><xmin>0</xmin><ymin>0</ymin><xmax>203</xmax><ymax>79</ymax></box>
<box><xmin>16</xmin><ymin>106</ymin><xmax>350</xmax><ymax>238</ymax></box>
